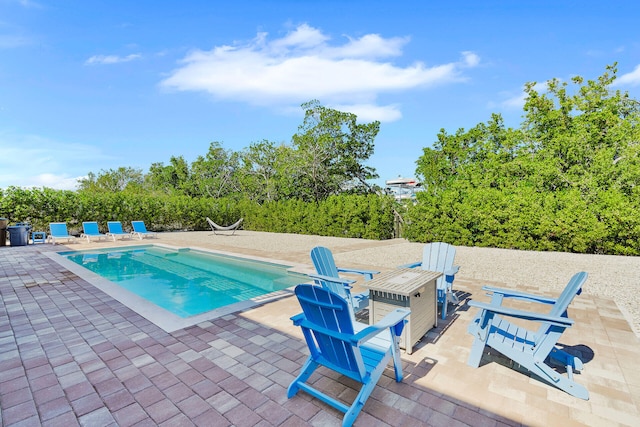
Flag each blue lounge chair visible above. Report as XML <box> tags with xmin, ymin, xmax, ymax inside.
<box><xmin>81</xmin><ymin>221</ymin><xmax>107</xmax><ymax>242</ymax></box>
<box><xmin>131</xmin><ymin>221</ymin><xmax>157</xmax><ymax>240</ymax></box>
<box><xmin>401</xmin><ymin>242</ymin><xmax>460</xmax><ymax>319</ymax></box>
<box><xmin>106</xmin><ymin>221</ymin><xmax>132</xmax><ymax>241</ymax></box>
<box><xmin>48</xmin><ymin>222</ymin><xmax>76</xmax><ymax>245</ymax></box>
<box><xmin>466</xmin><ymin>271</ymin><xmax>589</xmax><ymax>400</ymax></box>
<box><xmin>310</xmin><ymin>246</ymin><xmax>378</xmax><ymax>317</ymax></box>
<box><xmin>288</xmin><ymin>284</ymin><xmax>410</xmax><ymax>427</ymax></box>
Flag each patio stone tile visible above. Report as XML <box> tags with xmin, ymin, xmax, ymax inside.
<box><xmin>122</xmin><ymin>373</ymin><xmax>152</xmax><ymax>394</ymax></box>
<box><xmin>28</xmin><ymin>372</ymin><xmax>59</xmax><ymax>391</ymax></box>
<box><xmin>158</xmin><ymin>413</ymin><xmax>195</xmax><ymax>426</ymax></box>
<box><xmin>206</xmin><ymin>390</ymin><xmax>241</xmax><ymax>414</ymax></box>
<box><xmin>2</xmin><ymin>239</ymin><xmax>640</xmax><ymax>426</ymax></box>
<box><xmin>146</xmin><ymin>399</ymin><xmax>181</xmax><ymax>424</ymax></box>
<box><xmin>36</xmin><ymin>395</ymin><xmax>73</xmax><ymax>421</ymax></box>
<box><xmin>94</xmin><ymin>377</ymin><xmax>125</xmax><ymax>398</ymax></box>
<box><xmin>149</xmin><ymin>370</ymin><xmax>180</xmax><ymax>390</ymax></box>
<box><xmin>41</xmin><ymin>410</ymin><xmax>81</xmax><ymax>427</ymax></box>
<box><xmin>71</xmin><ymin>393</ymin><xmax>104</xmax><ymax>417</ymax></box>
<box><xmin>162</xmin><ymin>382</ymin><xmax>194</xmax><ymax>403</ymax></box>
<box><xmin>175</xmin><ymin>394</ymin><xmax>210</xmax><ymax>418</ymax></box>
<box><xmin>77</xmin><ymin>406</ymin><xmax>117</xmax><ymax>427</ymax></box>
<box><xmin>112</xmin><ymin>402</ymin><xmax>148</xmax><ymax>427</ymax></box>
<box><xmin>33</xmin><ymin>384</ymin><xmax>65</xmax><ymax>405</ymax></box>
<box><xmin>191</xmin><ymin>408</ymin><xmax>229</xmax><ymax>426</ymax></box>
<box><xmin>223</xmin><ymin>402</ymin><xmax>263</xmax><ymax>427</ymax></box>
<box><xmin>103</xmin><ymin>389</ymin><xmax>136</xmax><ymax>412</ymax></box>
<box><xmin>2</xmin><ymin>400</ymin><xmax>39</xmax><ymax>425</ymax></box>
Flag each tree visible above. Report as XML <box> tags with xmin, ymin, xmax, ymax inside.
<box><xmin>236</xmin><ymin>140</ymin><xmax>296</xmax><ymax>203</ymax></box>
<box><xmin>292</xmin><ymin>100</ymin><xmax>380</xmax><ymax>202</ymax></box>
<box><xmin>147</xmin><ymin>156</ymin><xmax>192</xmax><ymax>195</ymax></box>
<box><xmin>190</xmin><ymin>141</ymin><xmax>240</xmax><ymax>198</ymax></box>
<box><xmin>408</xmin><ymin>64</ymin><xmax>640</xmax><ymax>254</ymax></box>
<box><xmin>77</xmin><ymin>167</ymin><xmax>144</xmax><ymax>193</ymax></box>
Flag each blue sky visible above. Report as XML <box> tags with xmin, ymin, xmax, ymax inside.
<box><xmin>1</xmin><ymin>0</ymin><xmax>640</xmax><ymax>190</ymax></box>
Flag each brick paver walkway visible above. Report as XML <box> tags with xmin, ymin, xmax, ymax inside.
<box><xmin>1</xmin><ymin>239</ymin><xmax>639</xmax><ymax>426</ymax></box>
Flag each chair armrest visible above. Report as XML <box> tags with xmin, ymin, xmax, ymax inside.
<box><xmin>352</xmin><ymin>308</ymin><xmax>411</xmax><ymax>344</ymax></box>
<box><xmin>398</xmin><ymin>261</ymin><xmax>422</xmax><ymax>269</ymax></box>
<box><xmin>445</xmin><ymin>265</ymin><xmax>460</xmax><ymax>276</ymax></box>
<box><xmin>308</xmin><ymin>273</ymin><xmax>355</xmax><ymax>287</ymax></box>
<box><xmin>468</xmin><ymin>300</ymin><xmax>574</xmax><ymax>327</ymax></box>
<box><xmin>481</xmin><ymin>285</ymin><xmax>557</xmax><ymax>305</ymax></box>
<box><xmin>291</xmin><ymin>313</ymin><xmax>305</xmax><ymax>326</ymax></box>
<box><xmin>336</xmin><ymin>267</ymin><xmax>379</xmax><ymax>280</ymax></box>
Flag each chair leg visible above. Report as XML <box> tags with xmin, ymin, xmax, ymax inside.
<box><xmin>441</xmin><ymin>290</ymin><xmax>448</xmax><ymax>320</ymax></box>
<box><xmin>467</xmin><ymin>337</ymin><xmax>486</xmax><ymax>367</ymax></box>
<box><xmin>287</xmin><ymin>358</ymin><xmax>318</xmax><ymax>398</ymax></box>
<box><xmin>532</xmin><ymin>360</ymin><xmax>589</xmax><ymax>400</ymax></box>
<box><xmin>549</xmin><ymin>347</ymin><xmax>584</xmax><ymax>373</ymax></box>
<box><xmin>344</xmin><ymin>380</ymin><xmax>375</xmax><ymax>427</ymax></box>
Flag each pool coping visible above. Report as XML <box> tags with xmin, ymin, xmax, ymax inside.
<box><xmin>45</xmin><ymin>242</ymin><xmax>313</xmax><ymax>333</ymax></box>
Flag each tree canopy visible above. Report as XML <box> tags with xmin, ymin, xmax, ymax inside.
<box><xmin>80</xmin><ymin>101</ymin><xmax>380</xmax><ymax>203</ymax></box>
<box><xmin>406</xmin><ymin>64</ymin><xmax>640</xmax><ymax>254</ymax></box>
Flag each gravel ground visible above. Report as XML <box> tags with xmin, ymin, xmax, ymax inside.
<box><xmin>154</xmin><ymin>230</ymin><xmax>640</xmax><ymax>336</ymax></box>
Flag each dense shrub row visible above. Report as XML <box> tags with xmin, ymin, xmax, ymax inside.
<box><xmin>403</xmin><ymin>186</ymin><xmax>640</xmax><ymax>255</ymax></box>
<box><xmin>0</xmin><ymin>187</ymin><xmax>396</xmax><ymax>240</ymax></box>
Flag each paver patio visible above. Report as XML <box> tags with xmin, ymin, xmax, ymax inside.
<box><xmin>1</xmin><ymin>232</ymin><xmax>639</xmax><ymax>426</ymax></box>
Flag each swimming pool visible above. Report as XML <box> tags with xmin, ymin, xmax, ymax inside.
<box><xmin>55</xmin><ymin>245</ymin><xmax>309</xmax><ymax>330</ymax></box>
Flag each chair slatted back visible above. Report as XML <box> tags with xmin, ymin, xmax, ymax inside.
<box><xmin>107</xmin><ymin>221</ymin><xmax>125</xmax><ymax>234</ymax></box>
<box><xmin>422</xmin><ymin>242</ymin><xmax>456</xmax><ymax>289</ymax></box>
<box><xmin>295</xmin><ymin>284</ymin><xmax>366</xmax><ymax>380</ymax></box>
<box><xmin>132</xmin><ymin>221</ymin><xmax>147</xmax><ymax>233</ymax></box>
<box><xmin>533</xmin><ymin>271</ymin><xmax>587</xmax><ymax>346</ymax></box>
<box><xmin>310</xmin><ymin>246</ymin><xmax>346</xmax><ymax>297</ymax></box>
<box><xmin>49</xmin><ymin>222</ymin><xmax>69</xmax><ymax>237</ymax></box>
<box><xmin>83</xmin><ymin>222</ymin><xmax>100</xmax><ymax>234</ymax></box>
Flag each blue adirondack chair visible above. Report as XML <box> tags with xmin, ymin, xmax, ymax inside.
<box><xmin>401</xmin><ymin>242</ymin><xmax>460</xmax><ymax>319</ymax></box>
<box><xmin>288</xmin><ymin>284</ymin><xmax>410</xmax><ymax>427</ymax></box>
<box><xmin>310</xmin><ymin>246</ymin><xmax>379</xmax><ymax>317</ymax></box>
<box><xmin>466</xmin><ymin>271</ymin><xmax>589</xmax><ymax>400</ymax></box>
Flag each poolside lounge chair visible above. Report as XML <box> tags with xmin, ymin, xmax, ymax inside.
<box><xmin>106</xmin><ymin>221</ymin><xmax>132</xmax><ymax>241</ymax></box>
<box><xmin>48</xmin><ymin>222</ymin><xmax>76</xmax><ymax>245</ymax></box>
<box><xmin>401</xmin><ymin>242</ymin><xmax>460</xmax><ymax>319</ymax></box>
<box><xmin>310</xmin><ymin>246</ymin><xmax>378</xmax><ymax>318</ymax></box>
<box><xmin>81</xmin><ymin>221</ymin><xmax>107</xmax><ymax>242</ymax></box>
<box><xmin>131</xmin><ymin>221</ymin><xmax>157</xmax><ymax>240</ymax></box>
<box><xmin>466</xmin><ymin>271</ymin><xmax>589</xmax><ymax>400</ymax></box>
<box><xmin>206</xmin><ymin>217</ymin><xmax>243</xmax><ymax>235</ymax></box>
<box><xmin>288</xmin><ymin>284</ymin><xmax>410</xmax><ymax>427</ymax></box>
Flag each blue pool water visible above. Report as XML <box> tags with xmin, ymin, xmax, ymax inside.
<box><xmin>61</xmin><ymin>245</ymin><xmax>306</xmax><ymax>318</ymax></box>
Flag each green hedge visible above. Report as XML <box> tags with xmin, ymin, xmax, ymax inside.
<box><xmin>403</xmin><ymin>186</ymin><xmax>640</xmax><ymax>255</ymax></box>
<box><xmin>0</xmin><ymin>187</ymin><xmax>396</xmax><ymax>240</ymax></box>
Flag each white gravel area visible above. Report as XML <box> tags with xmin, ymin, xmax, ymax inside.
<box><xmin>148</xmin><ymin>231</ymin><xmax>640</xmax><ymax>336</ymax></box>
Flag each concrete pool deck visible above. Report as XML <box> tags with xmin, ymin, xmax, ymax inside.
<box><xmin>1</xmin><ymin>231</ymin><xmax>639</xmax><ymax>426</ymax></box>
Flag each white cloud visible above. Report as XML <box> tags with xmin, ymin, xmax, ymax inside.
<box><xmin>461</xmin><ymin>51</ymin><xmax>480</xmax><ymax>67</ymax></box>
<box><xmin>613</xmin><ymin>64</ymin><xmax>640</xmax><ymax>87</ymax></box>
<box><xmin>497</xmin><ymin>82</ymin><xmax>549</xmax><ymax>110</ymax></box>
<box><xmin>85</xmin><ymin>53</ymin><xmax>141</xmax><ymax>65</ymax></box>
<box><xmin>330</xmin><ymin>103</ymin><xmax>402</xmax><ymax>122</ymax></box>
<box><xmin>160</xmin><ymin>24</ymin><xmax>479</xmax><ymax>122</ymax></box>
<box><xmin>0</xmin><ymin>134</ymin><xmax>110</xmax><ymax>190</ymax></box>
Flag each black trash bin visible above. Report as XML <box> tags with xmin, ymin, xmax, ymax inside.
<box><xmin>0</xmin><ymin>218</ymin><xmax>7</xmax><ymax>247</ymax></box>
<box><xmin>7</xmin><ymin>224</ymin><xmax>30</xmax><ymax>246</ymax></box>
